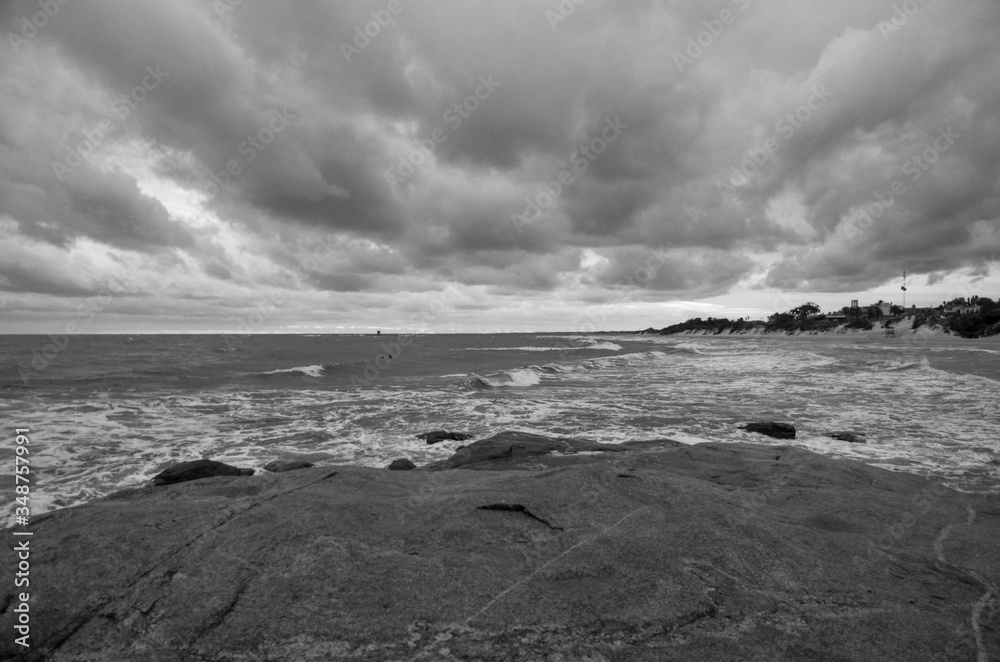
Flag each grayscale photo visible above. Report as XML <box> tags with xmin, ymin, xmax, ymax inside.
<box><xmin>1</xmin><ymin>1</ymin><xmax>998</xmax><ymax>660</ymax></box>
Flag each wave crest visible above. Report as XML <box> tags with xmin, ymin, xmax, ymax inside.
<box><xmin>464</xmin><ymin>369</ymin><xmax>542</xmax><ymax>389</ymax></box>
<box><xmin>258</xmin><ymin>364</ymin><xmax>335</xmax><ymax>378</ymax></box>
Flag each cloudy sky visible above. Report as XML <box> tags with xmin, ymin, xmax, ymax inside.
<box><xmin>1</xmin><ymin>0</ymin><xmax>999</xmax><ymax>333</ymax></box>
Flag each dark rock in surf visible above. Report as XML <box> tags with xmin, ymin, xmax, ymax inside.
<box><xmin>423</xmin><ymin>430</ymin><xmax>627</xmax><ymax>471</ymax></box>
<box><xmin>152</xmin><ymin>459</ymin><xmax>254</xmax><ymax>486</ymax></box>
<box><xmin>263</xmin><ymin>461</ymin><xmax>315</xmax><ymax>473</ymax></box>
<box><xmin>830</xmin><ymin>431</ymin><xmax>866</xmax><ymax>444</ymax></box>
<box><xmin>387</xmin><ymin>459</ymin><xmax>417</xmax><ymax>471</ymax></box>
<box><xmin>740</xmin><ymin>421</ymin><xmax>796</xmax><ymax>440</ymax></box>
<box><xmin>417</xmin><ymin>430</ymin><xmax>473</xmax><ymax>445</ymax></box>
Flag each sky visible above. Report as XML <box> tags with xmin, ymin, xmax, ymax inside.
<box><xmin>1</xmin><ymin>0</ymin><xmax>999</xmax><ymax>334</ymax></box>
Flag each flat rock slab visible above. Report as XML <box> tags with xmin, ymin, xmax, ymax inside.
<box><xmin>2</xmin><ymin>442</ymin><xmax>998</xmax><ymax>661</ymax></box>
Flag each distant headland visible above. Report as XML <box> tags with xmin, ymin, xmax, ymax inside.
<box><xmin>640</xmin><ymin>296</ymin><xmax>1000</xmax><ymax>338</ymax></box>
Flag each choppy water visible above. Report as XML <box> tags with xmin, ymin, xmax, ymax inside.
<box><xmin>1</xmin><ymin>332</ymin><xmax>998</xmax><ymax>524</ymax></box>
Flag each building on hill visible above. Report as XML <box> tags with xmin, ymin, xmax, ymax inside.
<box><xmin>942</xmin><ymin>300</ymin><xmax>980</xmax><ymax>315</ymax></box>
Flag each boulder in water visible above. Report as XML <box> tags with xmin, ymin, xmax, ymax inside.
<box><xmin>423</xmin><ymin>430</ymin><xmax>627</xmax><ymax>470</ymax></box>
<box><xmin>387</xmin><ymin>459</ymin><xmax>417</xmax><ymax>471</ymax></box>
<box><xmin>830</xmin><ymin>431</ymin><xmax>866</xmax><ymax>444</ymax></box>
<box><xmin>263</xmin><ymin>461</ymin><xmax>315</xmax><ymax>473</ymax></box>
<box><xmin>152</xmin><ymin>459</ymin><xmax>254</xmax><ymax>486</ymax></box>
<box><xmin>416</xmin><ymin>430</ymin><xmax>473</xmax><ymax>445</ymax></box>
<box><xmin>740</xmin><ymin>421</ymin><xmax>796</xmax><ymax>439</ymax></box>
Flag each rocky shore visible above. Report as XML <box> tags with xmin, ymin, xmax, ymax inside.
<box><xmin>2</xmin><ymin>432</ymin><xmax>998</xmax><ymax>661</ymax></box>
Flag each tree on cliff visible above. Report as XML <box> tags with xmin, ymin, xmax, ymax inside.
<box><xmin>791</xmin><ymin>302</ymin><xmax>820</xmax><ymax>320</ymax></box>
<box><xmin>767</xmin><ymin>312</ymin><xmax>796</xmax><ymax>329</ymax></box>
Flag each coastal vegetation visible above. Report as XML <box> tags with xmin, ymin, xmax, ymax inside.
<box><xmin>946</xmin><ymin>297</ymin><xmax>1000</xmax><ymax>337</ymax></box>
<box><xmin>645</xmin><ymin>296</ymin><xmax>1000</xmax><ymax>337</ymax></box>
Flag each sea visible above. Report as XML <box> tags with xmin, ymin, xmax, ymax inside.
<box><xmin>1</xmin><ymin>332</ymin><xmax>999</xmax><ymax>525</ymax></box>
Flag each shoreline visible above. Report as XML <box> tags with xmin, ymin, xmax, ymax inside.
<box><xmin>6</xmin><ymin>332</ymin><xmax>998</xmax><ymax>526</ymax></box>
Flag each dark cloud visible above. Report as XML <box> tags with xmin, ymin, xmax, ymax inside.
<box><xmin>594</xmin><ymin>246</ymin><xmax>756</xmax><ymax>295</ymax></box>
<box><xmin>0</xmin><ymin>0</ymin><xmax>998</xmax><ymax>328</ymax></box>
<box><xmin>0</xmin><ymin>262</ymin><xmax>94</xmax><ymax>298</ymax></box>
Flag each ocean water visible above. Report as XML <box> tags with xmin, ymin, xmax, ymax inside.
<box><xmin>1</xmin><ymin>332</ymin><xmax>998</xmax><ymax>524</ymax></box>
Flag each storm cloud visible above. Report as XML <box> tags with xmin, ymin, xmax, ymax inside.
<box><xmin>1</xmin><ymin>0</ymin><xmax>998</xmax><ymax>331</ymax></box>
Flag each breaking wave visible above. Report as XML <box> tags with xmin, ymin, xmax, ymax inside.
<box><xmin>463</xmin><ymin>369</ymin><xmax>543</xmax><ymax>389</ymax></box>
<box><xmin>257</xmin><ymin>364</ymin><xmax>336</xmax><ymax>378</ymax></box>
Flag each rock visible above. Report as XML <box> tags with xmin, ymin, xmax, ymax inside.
<box><xmin>152</xmin><ymin>459</ymin><xmax>254</xmax><ymax>486</ymax></box>
<box><xmin>263</xmin><ymin>460</ymin><xmax>314</xmax><ymax>473</ymax></box>
<box><xmin>830</xmin><ymin>431</ymin><xmax>867</xmax><ymax>444</ymax></box>
<box><xmin>476</xmin><ymin>503</ymin><xmax>563</xmax><ymax>530</ymax></box>
<box><xmin>422</xmin><ymin>430</ymin><xmax>627</xmax><ymax>470</ymax></box>
<box><xmin>740</xmin><ymin>421</ymin><xmax>796</xmax><ymax>439</ymax></box>
<box><xmin>10</xmin><ymin>443</ymin><xmax>998</xmax><ymax>661</ymax></box>
<box><xmin>416</xmin><ymin>430</ymin><xmax>473</xmax><ymax>445</ymax></box>
<box><xmin>387</xmin><ymin>458</ymin><xmax>417</xmax><ymax>471</ymax></box>
<box><xmin>621</xmin><ymin>438</ymin><xmax>686</xmax><ymax>451</ymax></box>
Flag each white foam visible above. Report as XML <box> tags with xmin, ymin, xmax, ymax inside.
<box><xmin>584</xmin><ymin>341</ymin><xmax>623</xmax><ymax>351</ymax></box>
<box><xmin>5</xmin><ymin>335</ymin><xmax>999</xmax><ymax>527</ymax></box>
<box><xmin>264</xmin><ymin>364</ymin><xmax>326</xmax><ymax>377</ymax></box>
<box><xmin>538</xmin><ymin>335</ymin><xmax>625</xmax><ymax>351</ymax></box>
<box><xmin>480</xmin><ymin>369</ymin><xmax>542</xmax><ymax>387</ymax></box>
<box><xmin>468</xmin><ymin>346</ymin><xmax>573</xmax><ymax>352</ymax></box>
<box><xmin>577</xmin><ymin>350</ymin><xmax>672</xmax><ymax>370</ymax></box>
<box><xmin>666</xmin><ymin>432</ymin><xmax>715</xmax><ymax>446</ymax></box>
